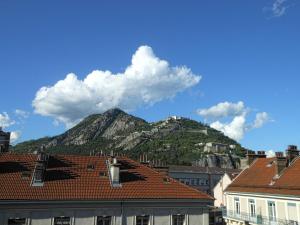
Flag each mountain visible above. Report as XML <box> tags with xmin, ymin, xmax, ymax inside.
<box><xmin>13</xmin><ymin>108</ymin><xmax>246</xmax><ymax>168</ymax></box>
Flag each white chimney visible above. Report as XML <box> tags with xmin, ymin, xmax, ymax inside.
<box><xmin>109</xmin><ymin>157</ymin><xmax>121</xmax><ymax>187</ymax></box>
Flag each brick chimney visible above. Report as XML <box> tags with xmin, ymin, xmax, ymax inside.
<box><xmin>275</xmin><ymin>152</ymin><xmax>287</xmax><ymax>176</ymax></box>
<box><xmin>286</xmin><ymin>145</ymin><xmax>299</xmax><ymax>165</ymax></box>
<box><xmin>247</xmin><ymin>150</ymin><xmax>266</xmax><ymax>166</ymax></box>
<box><xmin>151</xmin><ymin>159</ymin><xmax>169</xmax><ymax>176</ymax></box>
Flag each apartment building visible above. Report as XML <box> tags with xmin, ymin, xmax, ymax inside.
<box><xmin>0</xmin><ymin>152</ymin><xmax>213</xmax><ymax>225</ymax></box>
<box><xmin>223</xmin><ymin>146</ymin><xmax>300</xmax><ymax>225</ymax></box>
<box><xmin>169</xmin><ymin>165</ymin><xmax>240</xmax><ymax>195</ymax></box>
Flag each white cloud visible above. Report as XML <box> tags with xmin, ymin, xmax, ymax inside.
<box><xmin>0</xmin><ymin>112</ymin><xmax>21</xmax><ymax>144</ymax></box>
<box><xmin>265</xmin><ymin>0</ymin><xmax>291</xmax><ymax>18</ymax></box>
<box><xmin>210</xmin><ymin>112</ymin><xmax>247</xmax><ymax>141</ymax></box>
<box><xmin>197</xmin><ymin>102</ymin><xmax>271</xmax><ymax>141</ymax></box>
<box><xmin>197</xmin><ymin>101</ymin><xmax>245</xmax><ymax>119</ymax></box>
<box><xmin>272</xmin><ymin>0</ymin><xmax>288</xmax><ymax>17</ymax></box>
<box><xmin>15</xmin><ymin>109</ymin><xmax>30</xmax><ymax>119</ymax></box>
<box><xmin>0</xmin><ymin>112</ymin><xmax>15</xmax><ymax>128</ymax></box>
<box><xmin>266</xmin><ymin>150</ymin><xmax>276</xmax><ymax>158</ymax></box>
<box><xmin>10</xmin><ymin>131</ymin><xmax>21</xmax><ymax>143</ymax></box>
<box><xmin>33</xmin><ymin>45</ymin><xmax>201</xmax><ymax>128</ymax></box>
<box><xmin>252</xmin><ymin>112</ymin><xmax>270</xmax><ymax>129</ymax></box>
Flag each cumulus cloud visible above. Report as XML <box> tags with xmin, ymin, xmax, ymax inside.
<box><xmin>0</xmin><ymin>112</ymin><xmax>15</xmax><ymax>128</ymax></box>
<box><xmin>210</xmin><ymin>112</ymin><xmax>247</xmax><ymax>141</ymax></box>
<box><xmin>0</xmin><ymin>112</ymin><xmax>21</xmax><ymax>144</ymax></box>
<box><xmin>33</xmin><ymin>45</ymin><xmax>201</xmax><ymax>128</ymax></box>
<box><xmin>197</xmin><ymin>101</ymin><xmax>245</xmax><ymax>119</ymax></box>
<box><xmin>197</xmin><ymin>101</ymin><xmax>271</xmax><ymax>141</ymax></box>
<box><xmin>266</xmin><ymin>150</ymin><xmax>276</xmax><ymax>158</ymax></box>
<box><xmin>10</xmin><ymin>131</ymin><xmax>21</xmax><ymax>143</ymax></box>
<box><xmin>252</xmin><ymin>112</ymin><xmax>270</xmax><ymax>129</ymax></box>
<box><xmin>15</xmin><ymin>109</ymin><xmax>30</xmax><ymax>119</ymax></box>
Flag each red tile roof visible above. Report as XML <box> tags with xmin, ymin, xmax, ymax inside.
<box><xmin>226</xmin><ymin>157</ymin><xmax>300</xmax><ymax>196</ymax></box>
<box><xmin>0</xmin><ymin>153</ymin><xmax>213</xmax><ymax>201</ymax></box>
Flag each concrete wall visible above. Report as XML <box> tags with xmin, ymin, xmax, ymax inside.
<box><xmin>0</xmin><ymin>200</ymin><xmax>211</xmax><ymax>225</ymax></box>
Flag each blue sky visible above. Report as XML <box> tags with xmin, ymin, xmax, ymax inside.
<box><xmin>0</xmin><ymin>0</ymin><xmax>299</xmax><ymax>152</ymax></box>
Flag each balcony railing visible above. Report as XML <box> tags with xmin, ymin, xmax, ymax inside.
<box><xmin>222</xmin><ymin>208</ymin><xmax>298</xmax><ymax>225</ymax></box>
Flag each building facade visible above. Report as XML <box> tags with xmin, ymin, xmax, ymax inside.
<box><xmin>168</xmin><ymin>165</ymin><xmax>240</xmax><ymax>195</ymax></box>
<box><xmin>204</xmin><ymin>143</ymin><xmax>235</xmax><ymax>154</ymax></box>
<box><xmin>223</xmin><ymin>146</ymin><xmax>300</xmax><ymax>225</ymax></box>
<box><xmin>0</xmin><ymin>153</ymin><xmax>213</xmax><ymax>225</ymax></box>
<box><xmin>213</xmin><ymin>172</ymin><xmax>238</xmax><ymax>208</ymax></box>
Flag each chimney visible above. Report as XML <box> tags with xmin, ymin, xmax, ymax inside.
<box><xmin>108</xmin><ymin>157</ymin><xmax>121</xmax><ymax>187</ymax></box>
<box><xmin>139</xmin><ymin>154</ymin><xmax>150</xmax><ymax>166</ymax></box>
<box><xmin>32</xmin><ymin>148</ymin><xmax>48</xmax><ymax>186</ymax></box>
<box><xmin>150</xmin><ymin>159</ymin><xmax>169</xmax><ymax>176</ymax></box>
<box><xmin>246</xmin><ymin>150</ymin><xmax>256</xmax><ymax>165</ymax></box>
<box><xmin>275</xmin><ymin>152</ymin><xmax>287</xmax><ymax>176</ymax></box>
<box><xmin>286</xmin><ymin>145</ymin><xmax>299</xmax><ymax>165</ymax></box>
<box><xmin>246</xmin><ymin>150</ymin><xmax>266</xmax><ymax>165</ymax></box>
<box><xmin>0</xmin><ymin>127</ymin><xmax>10</xmax><ymax>153</ymax></box>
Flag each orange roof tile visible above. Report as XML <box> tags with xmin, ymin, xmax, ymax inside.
<box><xmin>0</xmin><ymin>153</ymin><xmax>213</xmax><ymax>201</ymax></box>
<box><xmin>226</xmin><ymin>157</ymin><xmax>300</xmax><ymax>196</ymax></box>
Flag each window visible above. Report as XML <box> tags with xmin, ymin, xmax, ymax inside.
<box><xmin>172</xmin><ymin>215</ymin><xmax>185</xmax><ymax>225</ymax></box>
<box><xmin>287</xmin><ymin>203</ymin><xmax>298</xmax><ymax>225</ymax></box>
<box><xmin>249</xmin><ymin>199</ymin><xmax>256</xmax><ymax>217</ymax></box>
<box><xmin>97</xmin><ymin>216</ymin><xmax>111</xmax><ymax>225</ymax></box>
<box><xmin>268</xmin><ymin>201</ymin><xmax>276</xmax><ymax>221</ymax></box>
<box><xmin>54</xmin><ymin>217</ymin><xmax>71</xmax><ymax>225</ymax></box>
<box><xmin>234</xmin><ymin>197</ymin><xmax>240</xmax><ymax>215</ymax></box>
<box><xmin>8</xmin><ymin>218</ymin><xmax>26</xmax><ymax>225</ymax></box>
<box><xmin>136</xmin><ymin>215</ymin><xmax>149</xmax><ymax>225</ymax></box>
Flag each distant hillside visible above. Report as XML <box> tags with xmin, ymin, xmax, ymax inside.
<box><xmin>14</xmin><ymin>108</ymin><xmax>246</xmax><ymax>168</ymax></box>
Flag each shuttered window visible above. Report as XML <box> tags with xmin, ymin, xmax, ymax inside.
<box><xmin>54</xmin><ymin>217</ymin><xmax>71</xmax><ymax>225</ymax></box>
<box><xmin>97</xmin><ymin>216</ymin><xmax>111</xmax><ymax>225</ymax></box>
<box><xmin>8</xmin><ymin>218</ymin><xmax>26</xmax><ymax>225</ymax></box>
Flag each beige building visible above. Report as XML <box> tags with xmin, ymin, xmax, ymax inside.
<box><xmin>223</xmin><ymin>146</ymin><xmax>300</xmax><ymax>225</ymax></box>
<box><xmin>213</xmin><ymin>172</ymin><xmax>239</xmax><ymax>207</ymax></box>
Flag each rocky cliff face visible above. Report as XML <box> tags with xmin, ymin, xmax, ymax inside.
<box><xmin>14</xmin><ymin>108</ymin><xmax>245</xmax><ymax>168</ymax></box>
<box><xmin>193</xmin><ymin>154</ymin><xmax>241</xmax><ymax>169</ymax></box>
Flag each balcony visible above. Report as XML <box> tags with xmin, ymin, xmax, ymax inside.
<box><xmin>222</xmin><ymin>208</ymin><xmax>298</xmax><ymax>225</ymax></box>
